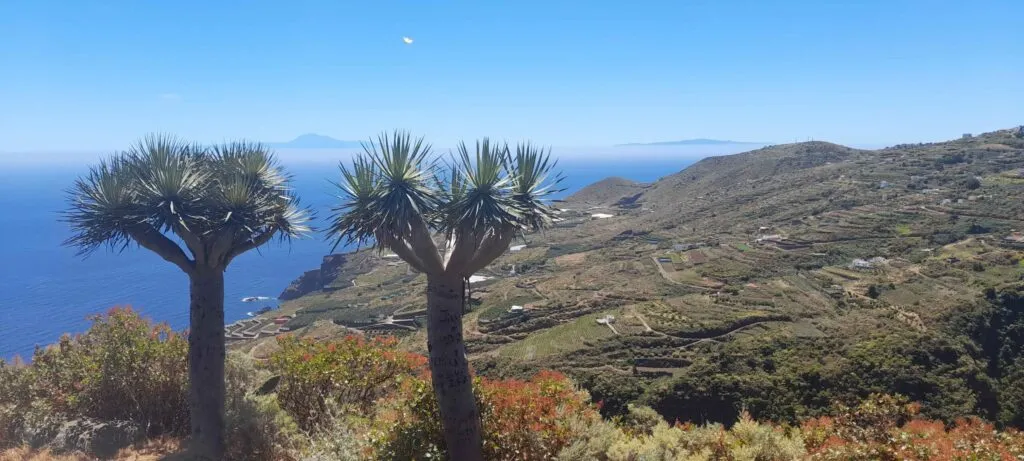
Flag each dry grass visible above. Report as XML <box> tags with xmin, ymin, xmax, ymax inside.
<box><xmin>554</xmin><ymin>251</ymin><xmax>588</xmax><ymax>266</ymax></box>
<box><xmin>0</xmin><ymin>438</ymin><xmax>184</xmax><ymax>461</ymax></box>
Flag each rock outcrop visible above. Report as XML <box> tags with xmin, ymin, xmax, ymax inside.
<box><xmin>278</xmin><ymin>269</ymin><xmax>322</xmax><ymax>301</ymax></box>
<box><xmin>320</xmin><ymin>254</ymin><xmax>348</xmax><ymax>288</ymax></box>
<box><xmin>49</xmin><ymin>419</ymin><xmax>143</xmax><ymax>458</ymax></box>
<box><xmin>278</xmin><ymin>253</ymin><xmax>351</xmax><ymax>300</ymax></box>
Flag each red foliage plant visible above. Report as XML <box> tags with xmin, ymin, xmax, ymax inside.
<box><xmin>802</xmin><ymin>394</ymin><xmax>1024</xmax><ymax>460</ymax></box>
<box><xmin>270</xmin><ymin>334</ymin><xmax>428</xmax><ymax>432</ymax></box>
<box><xmin>373</xmin><ymin>368</ymin><xmax>599</xmax><ymax>460</ymax></box>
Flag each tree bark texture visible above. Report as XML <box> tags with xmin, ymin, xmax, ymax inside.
<box><xmin>187</xmin><ymin>267</ymin><xmax>226</xmax><ymax>460</ymax></box>
<box><xmin>426</xmin><ymin>275</ymin><xmax>483</xmax><ymax>461</ymax></box>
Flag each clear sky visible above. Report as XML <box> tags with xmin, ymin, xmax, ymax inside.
<box><xmin>1</xmin><ymin>0</ymin><xmax>1021</xmax><ymax>153</ymax></box>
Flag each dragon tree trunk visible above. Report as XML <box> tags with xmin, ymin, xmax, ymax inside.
<box><xmin>187</xmin><ymin>266</ymin><xmax>226</xmax><ymax>460</ymax></box>
<box><xmin>426</xmin><ymin>274</ymin><xmax>483</xmax><ymax>461</ymax></box>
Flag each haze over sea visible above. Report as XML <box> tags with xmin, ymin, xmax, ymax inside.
<box><xmin>0</xmin><ymin>145</ymin><xmax>763</xmax><ymax>358</ymax></box>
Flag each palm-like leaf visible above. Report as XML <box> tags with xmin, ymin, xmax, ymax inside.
<box><xmin>327</xmin><ymin>131</ymin><xmax>564</xmax><ymax>276</ymax></box>
<box><xmin>507</xmin><ymin>142</ymin><xmax>565</xmax><ymax>231</ymax></box>
<box><xmin>207</xmin><ymin>141</ymin><xmax>311</xmax><ymax>245</ymax></box>
<box><xmin>442</xmin><ymin>139</ymin><xmax>520</xmax><ymax>237</ymax></box>
<box><xmin>64</xmin><ymin>155</ymin><xmax>139</xmax><ymax>255</ymax></box>
<box><xmin>124</xmin><ymin>135</ymin><xmax>209</xmax><ymax>235</ymax></box>
<box><xmin>327</xmin><ymin>155</ymin><xmax>382</xmax><ymax>252</ymax></box>
<box><xmin>363</xmin><ymin>131</ymin><xmax>439</xmax><ymax>241</ymax></box>
<box><xmin>64</xmin><ymin>135</ymin><xmax>310</xmax><ymax>267</ymax></box>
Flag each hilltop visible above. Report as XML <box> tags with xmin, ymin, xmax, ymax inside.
<box><xmin>241</xmin><ymin>126</ymin><xmax>1024</xmax><ymax>427</ymax></box>
<box><xmin>564</xmin><ymin>177</ymin><xmax>648</xmax><ymax>207</ymax></box>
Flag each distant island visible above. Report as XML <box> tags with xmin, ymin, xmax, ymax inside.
<box><xmin>616</xmin><ymin>138</ymin><xmax>767</xmax><ymax>147</ymax></box>
<box><xmin>267</xmin><ymin>134</ymin><xmax>362</xmax><ymax>149</ymax></box>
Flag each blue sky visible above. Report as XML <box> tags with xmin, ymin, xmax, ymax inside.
<box><xmin>1</xmin><ymin>0</ymin><xmax>1021</xmax><ymax>153</ymax></box>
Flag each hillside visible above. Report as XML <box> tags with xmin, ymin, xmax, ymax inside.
<box><xmin>245</xmin><ymin>127</ymin><xmax>1024</xmax><ymax>426</ymax></box>
<box><xmin>564</xmin><ymin>177</ymin><xmax>648</xmax><ymax>207</ymax></box>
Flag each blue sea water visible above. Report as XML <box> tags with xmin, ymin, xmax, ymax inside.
<box><xmin>0</xmin><ymin>151</ymin><xmax>708</xmax><ymax>359</ymax></box>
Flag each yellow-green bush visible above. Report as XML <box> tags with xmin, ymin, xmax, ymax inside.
<box><xmin>559</xmin><ymin>409</ymin><xmax>805</xmax><ymax>461</ymax></box>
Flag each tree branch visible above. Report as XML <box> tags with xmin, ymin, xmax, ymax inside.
<box><xmin>381</xmin><ymin>235</ymin><xmax>430</xmax><ymax>273</ymax></box>
<box><xmin>444</xmin><ymin>230</ymin><xmax>479</xmax><ymax>274</ymax></box>
<box><xmin>408</xmin><ymin>216</ymin><xmax>445</xmax><ymax>273</ymax></box>
<box><xmin>462</xmin><ymin>229</ymin><xmax>514</xmax><ymax>276</ymax></box>
<box><xmin>173</xmin><ymin>224</ymin><xmax>206</xmax><ymax>262</ymax></box>
<box><xmin>127</xmin><ymin>225</ymin><xmax>195</xmax><ymax>274</ymax></box>
<box><xmin>224</xmin><ymin>226</ymin><xmax>278</xmax><ymax>266</ymax></box>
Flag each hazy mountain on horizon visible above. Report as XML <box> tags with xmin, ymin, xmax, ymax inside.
<box><xmin>267</xmin><ymin>134</ymin><xmax>362</xmax><ymax>149</ymax></box>
<box><xmin>617</xmin><ymin>138</ymin><xmax>767</xmax><ymax>147</ymax></box>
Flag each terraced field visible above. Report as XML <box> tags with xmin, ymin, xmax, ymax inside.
<box><xmin>254</xmin><ymin>127</ymin><xmax>1024</xmax><ymax>424</ymax></box>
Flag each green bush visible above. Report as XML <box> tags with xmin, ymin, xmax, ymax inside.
<box><xmin>0</xmin><ymin>308</ymin><xmax>301</xmax><ymax>460</ymax></box>
<box><xmin>224</xmin><ymin>353</ymin><xmax>303</xmax><ymax>461</ymax></box>
<box><xmin>616</xmin><ymin>404</ymin><xmax>664</xmax><ymax>436</ymax></box>
<box><xmin>1</xmin><ymin>307</ymin><xmax>189</xmax><ymax>442</ymax></box>
<box><xmin>0</xmin><ymin>358</ymin><xmax>36</xmax><ymax>448</ymax></box>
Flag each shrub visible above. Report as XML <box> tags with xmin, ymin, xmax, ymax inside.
<box><xmin>1</xmin><ymin>308</ymin><xmax>300</xmax><ymax>460</ymax></box>
<box><xmin>802</xmin><ymin>395</ymin><xmax>1024</xmax><ymax>460</ymax></box>
<box><xmin>270</xmin><ymin>334</ymin><xmax>428</xmax><ymax>432</ymax></box>
<box><xmin>0</xmin><ymin>307</ymin><xmax>188</xmax><ymax>446</ymax></box>
<box><xmin>616</xmin><ymin>404</ymin><xmax>664</xmax><ymax>436</ymax></box>
<box><xmin>0</xmin><ymin>359</ymin><xmax>37</xmax><ymax>448</ymax></box>
<box><xmin>223</xmin><ymin>353</ymin><xmax>303</xmax><ymax>461</ymax></box>
<box><xmin>801</xmin><ymin>394</ymin><xmax>916</xmax><ymax>450</ymax></box>
<box><xmin>373</xmin><ymin>370</ymin><xmax>600</xmax><ymax>460</ymax></box>
<box><xmin>560</xmin><ymin>411</ymin><xmax>805</xmax><ymax>461</ymax></box>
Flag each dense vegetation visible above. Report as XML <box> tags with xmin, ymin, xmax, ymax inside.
<box><xmin>4</xmin><ymin>309</ymin><xmax>1024</xmax><ymax>460</ymax></box>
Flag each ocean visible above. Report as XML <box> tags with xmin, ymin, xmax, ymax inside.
<box><xmin>0</xmin><ymin>147</ymin><xmax>727</xmax><ymax>359</ymax></box>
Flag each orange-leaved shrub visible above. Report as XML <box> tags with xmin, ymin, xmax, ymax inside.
<box><xmin>270</xmin><ymin>334</ymin><xmax>428</xmax><ymax>432</ymax></box>
<box><xmin>372</xmin><ymin>370</ymin><xmax>600</xmax><ymax>460</ymax></box>
<box><xmin>0</xmin><ymin>306</ymin><xmax>188</xmax><ymax>443</ymax></box>
<box><xmin>802</xmin><ymin>393</ymin><xmax>1024</xmax><ymax>460</ymax></box>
